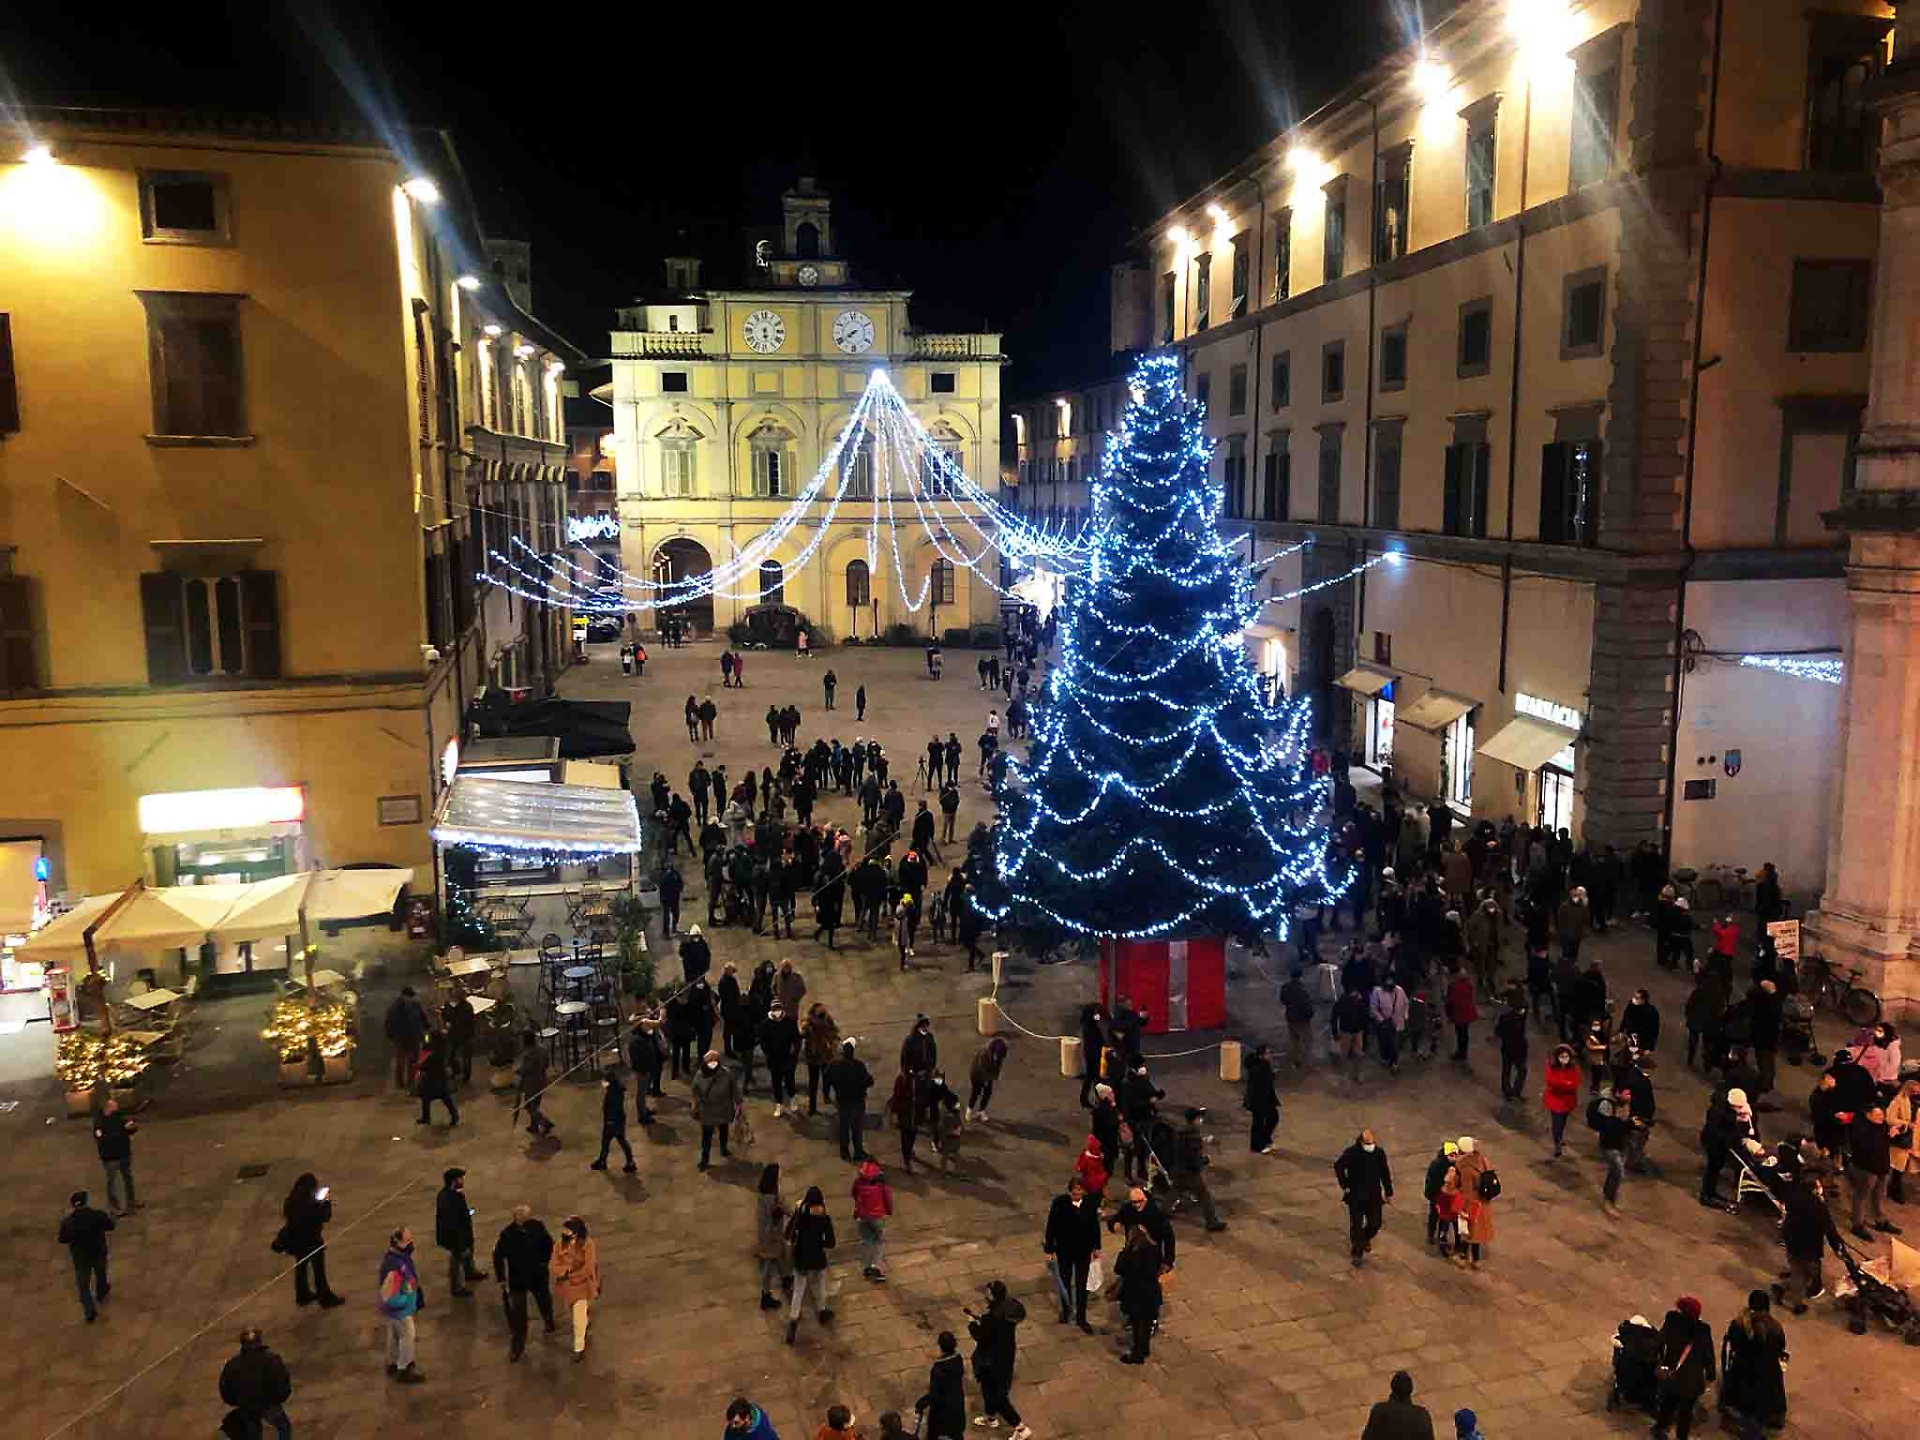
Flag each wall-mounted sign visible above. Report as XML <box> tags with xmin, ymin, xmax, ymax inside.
<box><xmin>1723</xmin><ymin>748</ymin><xmax>1743</xmax><ymax>777</ymax></box>
<box><xmin>567</xmin><ymin>514</ymin><xmax>620</xmax><ymax>542</ymax></box>
<box><xmin>378</xmin><ymin>795</ymin><xmax>423</xmax><ymax>826</ymax></box>
<box><xmin>1516</xmin><ymin>692</ymin><xmax>1583</xmax><ymax>733</ymax></box>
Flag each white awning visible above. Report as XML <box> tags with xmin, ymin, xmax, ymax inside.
<box><xmin>432</xmin><ymin>775</ymin><xmax>644</xmax><ymax>854</ymax></box>
<box><xmin>212</xmin><ymin>868</ymin><xmax>413</xmax><ymax>942</ymax></box>
<box><xmin>1396</xmin><ymin>689</ymin><xmax>1478</xmax><ymax>733</ymax></box>
<box><xmin>1476</xmin><ymin>715</ymin><xmax>1579</xmax><ymax>772</ymax></box>
<box><xmin>1334</xmin><ymin>665</ymin><xmax>1398</xmax><ymax>697</ymax></box>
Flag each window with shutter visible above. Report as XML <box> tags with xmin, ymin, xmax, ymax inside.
<box><xmin>1262</xmin><ymin>445</ymin><xmax>1290</xmax><ymax>520</ymax></box>
<box><xmin>1539</xmin><ymin>439</ymin><xmax>1602</xmax><ymax>545</ymax></box>
<box><xmin>140</xmin><ymin>573</ymin><xmax>189</xmax><ymax>683</ymax></box>
<box><xmin>1374</xmin><ymin>434</ymin><xmax>1402</xmax><ymax>529</ymax></box>
<box><xmin>240</xmin><ymin>571</ymin><xmax>280</xmax><ymax>677</ymax></box>
<box><xmin>0</xmin><ymin>313</ymin><xmax>19</xmax><ymax>434</ymax></box>
<box><xmin>0</xmin><ymin>575</ymin><xmax>36</xmax><ymax>692</ymax></box>
<box><xmin>140</xmin><ymin>293</ymin><xmax>247</xmax><ymax>437</ymax></box>
<box><xmin>1443</xmin><ymin>442</ymin><xmax>1492</xmax><ymax>537</ymax></box>
<box><xmin>1317</xmin><ymin>430</ymin><xmax>1343</xmax><ymax>523</ymax></box>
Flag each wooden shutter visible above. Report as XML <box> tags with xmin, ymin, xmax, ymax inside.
<box><xmin>1375</xmin><ymin>443</ymin><xmax>1402</xmax><ymax>530</ymax></box>
<box><xmin>448</xmin><ymin>536</ymin><xmax>470</xmax><ymax>633</ymax></box>
<box><xmin>0</xmin><ymin>575</ymin><xmax>35</xmax><ymax>691</ymax></box>
<box><xmin>1471</xmin><ymin>444</ymin><xmax>1492</xmax><ymax>537</ymax></box>
<box><xmin>1443</xmin><ymin>445</ymin><xmax>1464</xmax><ymax>535</ymax></box>
<box><xmin>0</xmin><ymin>314</ymin><xmax>19</xmax><ymax>434</ymax></box>
<box><xmin>1540</xmin><ymin>442</ymin><xmax>1570</xmax><ymax>543</ymax></box>
<box><xmin>140</xmin><ymin>573</ymin><xmax>189</xmax><ymax>683</ymax></box>
<box><xmin>239</xmin><ymin>570</ymin><xmax>281</xmax><ymax>678</ymax></box>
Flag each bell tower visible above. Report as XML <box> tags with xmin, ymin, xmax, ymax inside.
<box><xmin>763</xmin><ymin>176</ymin><xmax>852</xmax><ymax>288</ymax></box>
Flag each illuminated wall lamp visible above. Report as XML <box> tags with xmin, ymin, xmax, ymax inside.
<box><xmin>513</xmin><ymin>343</ymin><xmax>535</xmax><ymax>359</ymax></box>
<box><xmin>1413</xmin><ymin>57</ymin><xmax>1450</xmax><ymax>103</ymax></box>
<box><xmin>483</xmin><ymin>323</ymin><xmax>504</xmax><ymax>338</ymax></box>
<box><xmin>23</xmin><ymin>143</ymin><xmax>58</xmax><ymax>167</ymax></box>
<box><xmin>1284</xmin><ymin>145</ymin><xmax>1315</xmax><ymax>171</ymax></box>
<box><xmin>455</xmin><ymin>273</ymin><xmax>482</xmax><ymax>291</ymax></box>
<box><xmin>1206</xmin><ymin>202</ymin><xmax>1228</xmax><ymax>225</ymax></box>
<box><xmin>401</xmin><ymin>175</ymin><xmax>442</xmax><ymax>205</ymax></box>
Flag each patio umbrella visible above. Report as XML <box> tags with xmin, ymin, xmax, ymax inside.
<box><xmin>16</xmin><ymin>885</ymin><xmax>241</xmax><ymax>958</ymax></box>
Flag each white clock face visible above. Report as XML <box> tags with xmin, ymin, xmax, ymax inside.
<box><xmin>797</xmin><ymin>264</ymin><xmax>820</xmax><ymax>287</ymax></box>
<box><xmin>743</xmin><ymin>309</ymin><xmax>785</xmax><ymax>354</ymax></box>
<box><xmin>833</xmin><ymin>309</ymin><xmax>876</xmax><ymax>355</ymax></box>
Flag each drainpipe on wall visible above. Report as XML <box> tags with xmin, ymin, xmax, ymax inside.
<box><xmin>1498</xmin><ymin>71</ymin><xmax>1536</xmax><ymax>695</ymax></box>
<box><xmin>1357</xmin><ymin>101</ymin><xmax>1381</xmax><ymax>649</ymax></box>
<box><xmin>1659</xmin><ymin>0</ymin><xmax>1727</xmax><ymax>850</ymax></box>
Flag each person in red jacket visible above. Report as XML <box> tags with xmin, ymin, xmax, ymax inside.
<box><xmin>1542</xmin><ymin>1043</ymin><xmax>1582</xmax><ymax>1158</ymax></box>
<box><xmin>851</xmin><ymin>1160</ymin><xmax>894</xmax><ymax>1281</ymax></box>
<box><xmin>1073</xmin><ymin>1136</ymin><xmax>1110</xmax><ymax>1203</ymax></box>
<box><xmin>1445</xmin><ymin>965</ymin><xmax>1480</xmax><ymax>1065</ymax></box>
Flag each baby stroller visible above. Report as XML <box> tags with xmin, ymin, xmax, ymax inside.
<box><xmin>1142</xmin><ymin>1116</ymin><xmax>1178</xmax><ymax>1195</ymax></box>
<box><xmin>1780</xmin><ymin>993</ymin><xmax>1819</xmax><ymax>1067</ymax></box>
<box><xmin>1607</xmin><ymin>1314</ymin><xmax>1664</xmax><ymax>1411</ymax></box>
<box><xmin>1835</xmin><ymin>1236</ymin><xmax>1920</xmax><ymax>1342</ymax></box>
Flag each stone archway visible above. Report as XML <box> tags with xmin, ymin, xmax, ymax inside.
<box><xmin>655</xmin><ymin>536</ymin><xmax>715</xmax><ymax>636</ymax></box>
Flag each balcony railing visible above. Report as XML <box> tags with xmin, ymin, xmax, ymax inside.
<box><xmin>906</xmin><ymin>332</ymin><xmax>1003</xmax><ymax>360</ymax></box>
<box><xmin>612</xmin><ymin>331</ymin><xmax>712</xmax><ymax>359</ymax></box>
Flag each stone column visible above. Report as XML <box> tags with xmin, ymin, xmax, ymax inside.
<box><xmin>1803</xmin><ymin>38</ymin><xmax>1920</xmax><ymax>1019</ymax></box>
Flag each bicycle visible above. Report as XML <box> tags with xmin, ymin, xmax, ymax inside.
<box><xmin>1803</xmin><ymin>956</ymin><xmax>1882</xmax><ymax>1028</ymax></box>
<box><xmin>1695</xmin><ymin>863</ymin><xmax>1757</xmax><ymax>913</ymax></box>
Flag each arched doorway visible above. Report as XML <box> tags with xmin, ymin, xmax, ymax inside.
<box><xmin>654</xmin><ymin>537</ymin><xmax>714</xmax><ymax>636</ymax></box>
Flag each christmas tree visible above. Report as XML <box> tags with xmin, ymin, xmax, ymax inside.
<box><xmin>985</xmin><ymin>352</ymin><xmax>1347</xmax><ymax>946</ymax></box>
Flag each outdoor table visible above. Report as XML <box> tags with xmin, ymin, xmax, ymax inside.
<box><xmin>122</xmin><ymin>1029</ymin><xmax>169</xmax><ymax>1048</ymax></box>
<box><xmin>554</xmin><ymin>1000</ymin><xmax>590</xmax><ymax>1069</ymax></box>
<box><xmin>124</xmin><ymin>988</ymin><xmax>180</xmax><ymax>1011</ymax></box>
<box><xmin>446</xmin><ymin>957</ymin><xmax>492</xmax><ymax>978</ymax></box>
<box><xmin>465</xmin><ymin>995</ymin><xmax>496</xmax><ymax>1014</ymax></box>
<box><xmin>294</xmin><ymin>969</ymin><xmax>350</xmax><ymax>990</ymax></box>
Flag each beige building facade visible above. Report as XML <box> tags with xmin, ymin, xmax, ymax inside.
<box><xmin>1119</xmin><ymin>0</ymin><xmax>1888</xmax><ymax>897</ymax></box>
<box><xmin>0</xmin><ymin>111</ymin><xmax>579</xmax><ymax>929</ymax></box>
<box><xmin>604</xmin><ymin>180</ymin><xmax>1007</xmax><ymax>644</ymax></box>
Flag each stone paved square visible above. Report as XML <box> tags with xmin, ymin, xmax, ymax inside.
<box><xmin>2</xmin><ymin>641</ymin><xmax>1917</xmax><ymax>1439</ymax></box>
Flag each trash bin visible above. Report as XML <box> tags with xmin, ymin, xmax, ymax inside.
<box><xmin>1218</xmin><ymin>1039</ymin><xmax>1243</xmax><ymax>1082</ymax></box>
<box><xmin>1060</xmin><ymin>1035</ymin><xmax>1082</xmax><ymax>1078</ymax></box>
<box><xmin>977</xmin><ymin>995</ymin><xmax>998</xmax><ymax>1036</ymax></box>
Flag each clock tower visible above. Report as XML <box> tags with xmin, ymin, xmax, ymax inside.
<box><xmin>760</xmin><ymin>176</ymin><xmax>852</xmax><ymax>289</ymax></box>
<box><xmin>606</xmin><ymin>177</ymin><xmax>1006</xmax><ymax>643</ymax></box>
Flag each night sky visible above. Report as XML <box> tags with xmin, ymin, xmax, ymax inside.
<box><xmin>4</xmin><ymin>1</ymin><xmax>1421</xmax><ymax>394</ymax></box>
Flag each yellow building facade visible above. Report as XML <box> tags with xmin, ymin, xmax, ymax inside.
<box><xmin>605</xmin><ymin>180</ymin><xmax>1007</xmax><ymax>642</ymax></box>
<box><xmin>0</xmin><ymin>112</ymin><xmax>579</xmax><ymax>929</ymax></box>
<box><xmin>1127</xmin><ymin>0</ymin><xmax>1888</xmax><ymax>893</ymax></box>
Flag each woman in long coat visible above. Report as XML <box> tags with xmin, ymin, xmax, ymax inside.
<box><xmin>1719</xmin><ymin>1290</ymin><xmax>1788</xmax><ymax>1433</ymax></box>
<box><xmin>1450</xmin><ymin>1136</ymin><xmax>1495</xmax><ymax>1268</ymax></box>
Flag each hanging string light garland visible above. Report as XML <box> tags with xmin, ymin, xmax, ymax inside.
<box><xmin>472</xmin><ymin>369</ymin><xmax>1098</xmax><ymax>619</ymax></box>
<box><xmin>1737</xmin><ymin>653</ymin><xmax>1843</xmax><ymax>685</ymax></box>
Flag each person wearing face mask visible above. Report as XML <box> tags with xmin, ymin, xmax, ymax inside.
<box><xmin>1334</xmin><ymin>1129</ymin><xmax>1394</xmax><ymax>1267</ymax></box>
<box><xmin>1699</xmin><ymin>1086</ymin><xmax>1756</xmax><ymax>1210</ymax></box>
<box><xmin>1542</xmin><ymin>1044</ymin><xmax>1582</xmax><ymax>1158</ymax></box>
<box><xmin>692</xmin><ymin>1050</ymin><xmax>746</xmax><ymax>1170</ymax></box>
<box><xmin>549</xmin><ymin>1216</ymin><xmax>601</xmax><ymax>1360</ymax></box>
<box><xmin>965</xmin><ymin>1280</ymin><xmax>1029</xmax><ymax>1439</ymax></box>
<box><xmin>376</xmin><ymin>1227</ymin><xmax>426</xmax><ymax>1383</ymax></box>
<box><xmin>1855</xmin><ymin>1024</ymin><xmax>1904</xmax><ymax>1092</ymax></box>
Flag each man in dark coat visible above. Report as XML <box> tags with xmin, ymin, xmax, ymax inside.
<box><xmin>1042</xmin><ymin>1175</ymin><xmax>1103</xmax><ymax>1330</ymax></box>
<box><xmin>491</xmin><ymin>1204</ymin><xmax>556</xmax><ymax>1360</ymax></box>
<box><xmin>1360</xmin><ymin>1371</ymin><xmax>1435</xmax><ymax>1440</ymax></box>
<box><xmin>416</xmin><ymin>1032</ymin><xmax>460</xmax><ymax>1127</ymax></box>
<box><xmin>384</xmin><ymin>986</ymin><xmax>428</xmax><ymax>1089</ymax></box>
<box><xmin>1106</xmin><ymin>1185</ymin><xmax>1177</xmax><ymax>1270</ymax></box>
<box><xmin>966</xmin><ymin>1281</ymin><xmax>1027</xmax><ymax>1434</ymax></box>
<box><xmin>627</xmin><ymin>1017</ymin><xmax>664</xmax><ymax>1111</ymax></box>
<box><xmin>1244</xmin><ymin>1042</ymin><xmax>1280</xmax><ymax>1153</ymax></box>
<box><xmin>915</xmin><ymin>1330</ymin><xmax>968</xmax><ymax>1440</ymax></box>
<box><xmin>1334</xmin><ymin>1129</ymin><xmax>1394</xmax><ymax>1266</ymax></box>
<box><xmin>58</xmin><ymin>1190</ymin><xmax>114</xmax><ymax>1322</ymax></box>
<box><xmin>440</xmin><ymin>993</ymin><xmax>477</xmax><ymax>1086</ymax></box>
<box><xmin>901</xmin><ymin>1015</ymin><xmax>938</xmax><ymax>1075</ymax></box>
<box><xmin>826</xmin><ymin>1040</ymin><xmax>874</xmax><ymax>1161</ymax></box>
<box><xmin>591</xmin><ymin>1068</ymin><xmax>638</xmax><ymax>1174</ymax></box>
<box><xmin>218</xmin><ymin>1327</ymin><xmax>293</xmax><ymax>1439</ymax></box>
<box><xmin>434</xmin><ymin>1168</ymin><xmax>483</xmax><ymax>1298</ymax></box>
<box><xmin>92</xmin><ymin>1097</ymin><xmax>138</xmax><ymax>1215</ymax></box>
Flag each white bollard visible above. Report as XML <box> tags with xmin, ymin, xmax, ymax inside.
<box><xmin>977</xmin><ymin>996</ymin><xmax>998</xmax><ymax>1036</ymax></box>
<box><xmin>1218</xmin><ymin>1040</ymin><xmax>1243</xmax><ymax>1082</ymax></box>
<box><xmin>991</xmin><ymin>950</ymin><xmax>1007</xmax><ymax>988</ymax></box>
<box><xmin>1060</xmin><ymin>1035</ymin><xmax>1083</xmax><ymax>1078</ymax></box>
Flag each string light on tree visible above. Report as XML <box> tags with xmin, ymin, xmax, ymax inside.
<box><xmin>977</xmin><ymin>351</ymin><xmax>1349</xmax><ymax>944</ymax></box>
